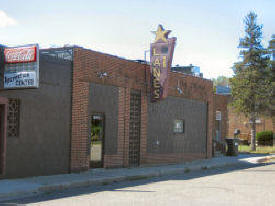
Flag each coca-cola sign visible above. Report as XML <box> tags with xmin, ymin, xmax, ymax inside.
<box><xmin>4</xmin><ymin>46</ymin><xmax>37</xmax><ymax>63</ymax></box>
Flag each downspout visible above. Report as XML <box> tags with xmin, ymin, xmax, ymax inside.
<box><xmin>68</xmin><ymin>47</ymin><xmax>74</xmax><ymax>173</ymax></box>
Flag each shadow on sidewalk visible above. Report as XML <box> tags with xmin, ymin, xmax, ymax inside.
<box><xmin>2</xmin><ymin>159</ymin><xmax>274</xmax><ymax>205</ymax></box>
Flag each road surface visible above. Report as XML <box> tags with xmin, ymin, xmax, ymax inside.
<box><xmin>3</xmin><ymin>162</ymin><xmax>275</xmax><ymax>206</ymax></box>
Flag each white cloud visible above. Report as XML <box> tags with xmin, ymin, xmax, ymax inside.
<box><xmin>0</xmin><ymin>11</ymin><xmax>17</xmax><ymax>28</ymax></box>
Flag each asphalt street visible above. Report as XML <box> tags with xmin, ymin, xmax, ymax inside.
<box><xmin>3</xmin><ymin>162</ymin><xmax>275</xmax><ymax>206</ymax></box>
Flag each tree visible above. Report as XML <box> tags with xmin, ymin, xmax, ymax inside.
<box><xmin>212</xmin><ymin>76</ymin><xmax>230</xmax><ymax>87</ymax></box>
<box><xmin>230</xmin><ymin>12</ymin><xmax>272</xmax><ymax>151</ymax></box>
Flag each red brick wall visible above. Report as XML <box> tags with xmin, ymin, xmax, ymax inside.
<box><xmin>70</xmin><ymin>47</ymin><xmax>214</xmax><ymax>172</ymax></box>
<box><xmin>70</xmin><ymin>50</ymin><xmax>90</xmax><ymax>172</ymax></box>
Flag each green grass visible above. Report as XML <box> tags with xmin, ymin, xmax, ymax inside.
<box><xmin>91</xmin><ymin>140</ymin><xmax>102</xmax><ymax>145</ymax></box>
<box><xmin>238</xmin><ymin>145</ymin><xmax>275</xmax><ymax>154</ymax></box>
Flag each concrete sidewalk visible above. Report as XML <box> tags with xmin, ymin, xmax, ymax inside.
<box><xmin>0</xmin><ymin>154</ymin><xmax>274</xmax><ymax>202</ymax></box>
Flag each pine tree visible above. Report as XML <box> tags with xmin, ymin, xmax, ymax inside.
<box><xmin>230</xmin><ymin>12</ymin><xmax>272</xmax><ymax>151</ymax></box>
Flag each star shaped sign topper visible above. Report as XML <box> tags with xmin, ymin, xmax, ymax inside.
<box><xmin>152</xmin><ymin>25</ymin><xmax>171</xmax><ymax>43</ymax></box>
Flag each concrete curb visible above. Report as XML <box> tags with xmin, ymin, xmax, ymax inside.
<box><xmin>36</xmin><ymin>160</ymin><xmax>243</xmax><ymax>194</ymax></box>
<box><xmin>0</xmin><ymin>155</ymin><xmax>273</xmax><ymax>202</ymax></box>
<box><xmin>256</xmin><ymin>155</ymin><xmax>275</xmax><ymax>163</ymax></box>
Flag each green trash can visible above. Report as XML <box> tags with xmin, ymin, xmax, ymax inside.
<box><xmin>225</xmin><ymin>138</ymin><xmax>239</xmax><ymax>156</ymax></box>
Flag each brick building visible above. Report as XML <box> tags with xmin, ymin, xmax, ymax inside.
<box><xmin>213</xmin><ymin>94</ymin><xmax>229</xmax><ymax>153</ymax></box>
<box><xmin>0</xmin><ymin>46</ymin><xmax>215</xmax><ymax>179</ymax></box>
<box><xmin>227</xmin><ymin>103</ymin><xmax>274</xmax><ymax>143</ymax></box>
<box><xmin>214</xmin><ymin>86</ymin><xmax>274</xmax><ymax>144</ymax></box>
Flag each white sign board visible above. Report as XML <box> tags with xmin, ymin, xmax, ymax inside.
<box><xmin>4</xmin><ymin>72</ymin><xmax>37</xmax><ymax>88</ymax></box>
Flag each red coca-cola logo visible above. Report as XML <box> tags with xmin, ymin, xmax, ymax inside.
<box><xmin>4</xmin><ymin>46</ymin><xmax>37</xmax><ymax>63</ymax></box>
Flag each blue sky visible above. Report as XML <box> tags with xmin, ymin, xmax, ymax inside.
<box><xmin>1</xmin><ymin>0</ymin><xmax>274</xmax><ymax>78</ymax></box>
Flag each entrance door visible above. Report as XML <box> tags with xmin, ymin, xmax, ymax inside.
<box><xmin>215</xmin><ymin>120</ymin><xmax>221</xmax><ymax>141</ymax></box>
<box><xmin>128</xmin><ymin>90</ymin><xmax>141</xmax><ymax>167</ymax></box>
<box><xmin>90</xmin><ymin>114</ymin><xmax>104</xmax><ymax>168</ymax></box>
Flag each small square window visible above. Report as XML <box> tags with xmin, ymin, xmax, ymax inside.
<box><xmin>173</xmin><ymin>120</ymin><xmax>184</xmax><ymax>133</ymax></box>
<box><xmin>161</xmin><ymin>46</ymin><xmax>168</xmax><ymax>54</ymax></box>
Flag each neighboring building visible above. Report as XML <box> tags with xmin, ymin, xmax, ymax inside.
<box><xmin>212</xmin><ymin>86</ymin><xmax>231</xmax><ymax>154</ymax></box>
<box><xmin>215</xmin><ymin>85</ymin><xmax>274</xmax><ymax>144</ymax></box>
<box><xmin>227</xmin><ymin>106</ymin><xmax>274</xmax><ymax>143</ymax></box>
<box><xmin>213</xmin><ymin>94</ymin><xmax>229</xmax><ymax>154</ymax></box>
<box><xmin>0</xmin><ymin>45</ymin><xmax>216</xmax><ymax>179</ymax></box>
<box><xmin>172</xmin><ymin>64</ymin><xmax>202</xmax><ymax>77</ymax></box>
<box><xmin>214</xmin><ymin>85</ymin><xmax>231</xmax><ymax>152</ymax></box>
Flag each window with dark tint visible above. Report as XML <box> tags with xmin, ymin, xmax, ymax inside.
<box><xmin>161</xmin><ymin>46</ymin><xmax>168</xmax><ymax>54</ymax></box>
<box><xmin>7</xmin><ymin>99</ymin><xmax>20</xmax><ymax>137</ymax></box>
<box><xmin>173</xmin><ymin>119</ymin><xmax>184</xmax><ymax>133</ymax></box>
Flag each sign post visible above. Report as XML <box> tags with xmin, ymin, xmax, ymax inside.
<box><xmin>3</xmin><ymin>44</ymin><xmax>39</xmax><ymax>89</ymax></box>
<box><xmin>150</xmin><ymin>25</ymin><xmax>176</xmax><ymax>102</ymax></box>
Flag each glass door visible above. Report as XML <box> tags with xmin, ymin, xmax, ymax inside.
<box><xmin>90</xmin><ymin>113</ymin><xmax>104</xmax><ymax>168</ymax></box>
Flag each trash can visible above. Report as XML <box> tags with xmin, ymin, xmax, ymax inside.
<box><xmin>225</xmin><ymin>138</ymin><xmax>239</xmax><ymax>156</ymax></box>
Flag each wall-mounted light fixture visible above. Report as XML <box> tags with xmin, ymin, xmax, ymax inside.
<box><xmin>177</xmin><ymin>87</ymin><xmax>183</xmax><ymax>94</ymax></box>
<box><xmin>177</xmin><ymin>80</ymin><xmax>183</xmax><ymax>94</ymax></box>
<box><xmin>97</xmin><ymin>71</ymin><xmax>108</xmax><ymax>78</ymax></box>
